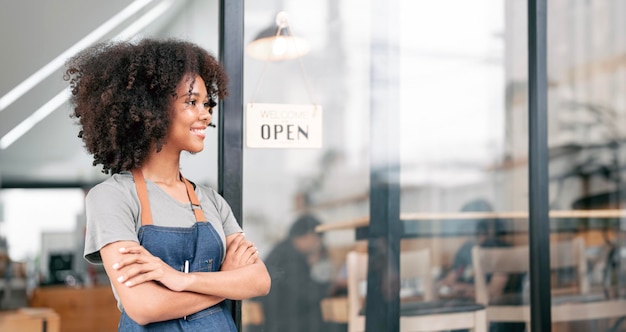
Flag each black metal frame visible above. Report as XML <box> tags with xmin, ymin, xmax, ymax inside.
<box><xmin>364</xmin><ymin>0</ymin><xmax>402</xmax><ymax>331</ymax></box>
<box><xmin>528</xmin><ymin>0</ymin><xmax>551</xmax><ymax>331</ymax></box>
<box><xmin>219</xmin><ymin>0</ymin><xmax>244</xmax><ymax>329</ymax></box>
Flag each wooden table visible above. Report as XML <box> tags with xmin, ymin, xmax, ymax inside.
<box><xmin>315</xmin><ymin>209</ymin><xmax>626</xmax><ymax>240</ymax></box>
<box><xmin>29</xmin><ymin>286</ymin><xmax>120</xmax><ymax>332</ymax></box>
<box><xmin>0</xmin><ymin>307</ymin><xmax>60</xmax><ymax>332</ymax></box>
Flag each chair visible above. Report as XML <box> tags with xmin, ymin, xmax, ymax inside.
<box><xmin>472</xmin><ymin>237</ymin><xmax>626</xmax><ymax>330</ymax></box>
<box><xmin>347</xmin><ymin>249</ymin><xmax>487</xmax><ymax>332</ymax></box>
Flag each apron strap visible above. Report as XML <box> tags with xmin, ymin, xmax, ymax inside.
<box><xmin>131</xmin><ymin>169</ymin><xmax>207</xmax><ymax>226</ymax></box>
<box><xmin>182</xmin><ymin>176</ymin><xmax>207</xmax><ymax>222</ymax></box>
<box><xmin>132</xmin><ymin>169</ymin><xmax>153</xmax><ymax>226</ymax></box>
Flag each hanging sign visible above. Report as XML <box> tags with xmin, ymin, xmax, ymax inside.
<box><xmin>246</xmin><ymin>103</ymin><xmax>323</xmax><ymax>148</ymax></box>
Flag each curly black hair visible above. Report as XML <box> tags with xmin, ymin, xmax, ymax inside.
<box><xmin>64</xmin><ymin>38</ymin><xmax>229</xmax><ymax>174</ymax></box>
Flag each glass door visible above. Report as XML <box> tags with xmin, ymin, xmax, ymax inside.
<box><xmin>239</xmin><ymin>0</ymin><xmax>626</xmax><ymax>331</ymax></box>
<box><xmin>545</xmin><ymin>1</ymin><xmax>626</xmax><ymax>331</ymax></box>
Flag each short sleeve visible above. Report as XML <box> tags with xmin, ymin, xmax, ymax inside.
<box><xmin>83</xmin><ymin>181</ymin><xmax>140</xmax><ymax>264</ymax></box>
<box><xmin>201</xmin><ymin>186</ymin><xmax>242</xmax><ymax>236</ymax></box>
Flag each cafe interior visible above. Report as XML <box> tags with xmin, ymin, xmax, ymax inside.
<box><xmin>1</xmin><ymin>0</ymin><xmax>626</xmax><ymax>331</ymax></box>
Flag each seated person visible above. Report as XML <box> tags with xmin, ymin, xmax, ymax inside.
<box><xmin>259</xmin><ymin>214</ymin><xmax>343</xmax><ymax>332</ymax></box>
<box><xmin>437</xmin><ymin>199</ymin><xmax>524</xmax><ymax>332</ymax></box>
<box><xmin>437</xmin><ymin>216</ymin><xmax>512</xmax><ymax>300</ymax></box>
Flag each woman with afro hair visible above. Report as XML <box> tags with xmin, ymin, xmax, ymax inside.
<box><xmin>65</xmin><ymin>38</ymin><xmax>270</xmax><ymax>331</ymax></box>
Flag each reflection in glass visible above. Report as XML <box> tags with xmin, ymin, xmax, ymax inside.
<box><xmin>398</xmin><ymin>1</ymin><xmax>526</xmax><ymax>332</ymax></box>
<box><xmin>242</xmin><ymin>0</ymin><xmax>626</xmax><ymax>331</ymax></box>
<box><xmin>547</xmin><ymin>0</ymin><xmax>626</xmax><ymax>330</ymax></box>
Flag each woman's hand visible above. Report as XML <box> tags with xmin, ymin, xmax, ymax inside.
<box><xmin>221</xmin><ymin>233</ymin><xmax>258</xmax><ymax>271</ymax></box>
<box><xmin>112</xmin><ymin>244</ymin><xmax>187</xmax><ymax>292</ymax></box>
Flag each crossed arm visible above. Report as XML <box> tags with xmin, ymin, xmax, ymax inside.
<box><xmin>100</xmin><ymin>232</ymin><xmax>271</xmax><ymax>325</ymax></box>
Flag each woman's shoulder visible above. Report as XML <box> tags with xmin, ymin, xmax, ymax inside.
<box><xmin>194</xmin><ymin>182</ymin><xmax>221</xmax><ymax>202</ymax></box>
<box><xmin>87</xmin><ymin>172</ymin><xmax>135</xmax><ymax>199</ymax></box>
<box><xmin>84</xmin><ymin>172</ymin><xmax>139</xmax><ymax>219</ymax></box>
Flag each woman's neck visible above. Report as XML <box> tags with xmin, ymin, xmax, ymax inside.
<box><xmin>140</xmin><ymin>150</ymin><xmax>182</xmax><ymax>186</ymax></box>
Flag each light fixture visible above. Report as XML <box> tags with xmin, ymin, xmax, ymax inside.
<box><xmin>246</xmin><ymin>11</ymin><xmax>310</xmax><ymax>61</ymax></box>
<box><xmin>0</xmin><ymin>0</ymin><xmax>174</xmax><ymax>150</ymax></box>
<box><xmin>0</xmin><ymin>0</ymin><xmax>156</xmax><ymax>113</ymax></box>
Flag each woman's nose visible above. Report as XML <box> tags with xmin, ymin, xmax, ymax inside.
<box><xmin>199</xmin><ymin>107</ymin><xmax>212</xmax><ymax>122</ymax></box>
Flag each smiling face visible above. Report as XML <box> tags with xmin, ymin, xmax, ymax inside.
<box><xmin>165</xmin><ymin>74</ymin><xmax>214</xmax><ymax>154</ymax></box>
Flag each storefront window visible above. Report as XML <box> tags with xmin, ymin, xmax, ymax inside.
<box><xmin>243</xmin><ymin>0</ymin><xmax>626</xmax><ymax>331</ymax></box>
<box><xmin>546</xmin><ymin>1</ymin><xmax>626</xmax><ymax>330</ymax></box>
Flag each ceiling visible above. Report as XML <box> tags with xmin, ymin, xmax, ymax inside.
<box><xmin>0</xmin><ymin>0</ymin><xmax>228</xmax><ymax>188</ymax></box>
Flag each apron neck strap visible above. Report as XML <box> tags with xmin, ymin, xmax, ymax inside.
<box><xmin>182</xmin><ymin>175</ymin><xmax>207</xmax><ymax>222</ymax></box>
<box><xmin>131</xmin><ymin>169</ymin><xmax>152</xmax><ymax>225</ymax></box>
<box><xmin>131</xmin><ymin>169</ymin><xmax>206</xmax><ymax>226</ymax></box>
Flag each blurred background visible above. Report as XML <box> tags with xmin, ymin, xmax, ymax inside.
<box><xmin>1</xmin><ymin>0</ymin><xmax>625</xmax><ymax>331</ymax></box>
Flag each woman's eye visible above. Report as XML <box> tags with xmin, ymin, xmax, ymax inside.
<box><xmin>187</xmin><ymin>100</ymin><xmax>196</xmax><ymax>106</ymax></box>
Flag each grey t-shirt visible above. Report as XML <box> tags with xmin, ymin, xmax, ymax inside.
<box><xmin>83</xmin><ymin>171</ymin><xmax>242</xmax><ymax>264</ymax></box>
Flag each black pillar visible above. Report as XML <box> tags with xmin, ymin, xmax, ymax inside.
<box><xmin>219</xmin><ymin>0</ymin><xmax>244</xmax><ymax>329</ymax></box>
<box><xmin>528</xmin><ymin>0</ymin><xmax>551</xmax><ymax>331</ymax></box>
<box><xmin>365</xmin><ymin>0</ymin><xmax>402</xmax><ymax>331</ymax></box>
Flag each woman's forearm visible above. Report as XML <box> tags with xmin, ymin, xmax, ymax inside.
<box><xmin>120</xmin><ymin>281</ymin><xmax>225</xmax><ymax>325</ymax></box>
<box><xmin>183</xmin><ymin>260</ymin><xmax>271</xmax><ymax>300</ymax></box>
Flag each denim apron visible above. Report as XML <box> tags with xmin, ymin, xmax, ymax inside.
<box><xmin>117</xmin><ymin>170</ymin><xmax>237</xmax><ymax>331</ymax></box>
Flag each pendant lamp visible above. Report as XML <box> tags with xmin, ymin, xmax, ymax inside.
<box><xmin>246</xmin><ymin>11</ymin><xmax>310</xmax><ymax>61</ymax></box>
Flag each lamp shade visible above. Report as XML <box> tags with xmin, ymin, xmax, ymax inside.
<box><xmin>246</xmin><ymin>13</ymin><xmax>310</xmax><ymax>61</ymax></box>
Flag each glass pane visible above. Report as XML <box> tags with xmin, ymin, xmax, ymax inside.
<box><xmin>398</xmin><ymin>1</ymin><xmax>528</xmax><ymax>332</ymax></box>
<box><xmin>243</xmin><ymin>1</ymin><xmax>370</xmax><ymax>331</ymax></box>
<box><xmin>547</xmin><ymin>0</ymin><xmax>626</xmax><ymax>330</ymax></box>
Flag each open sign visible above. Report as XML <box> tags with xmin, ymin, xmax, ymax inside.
<box><xmin>246</xmin><ymin>103</ymin><xmax>323</xmax><ymax>148</ymax></box>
